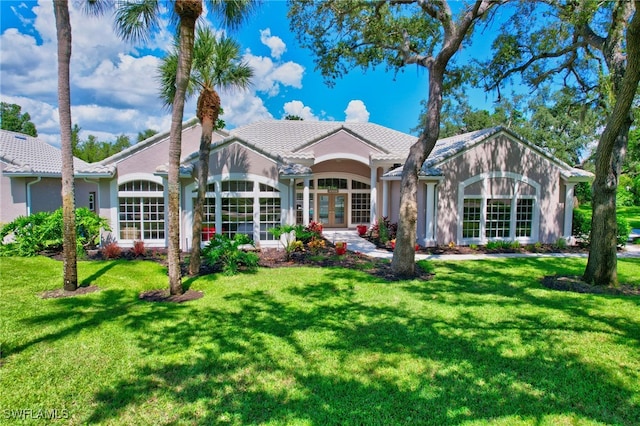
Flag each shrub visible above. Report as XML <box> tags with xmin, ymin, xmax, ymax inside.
<box><xmin>0</xmin><ymin>207</ymin><xmax>109</xmax><ymax>257</ymax></box>
<box><xmin>617</xmin><ymin>216</ymin><xmax>631</xmax><ymax>247</ymax></box>
<box><xmin>572</xmin><ymin>209</ymin><xmax>591</xmax><ymax>244</ymax></box>
<box><xmin>268</xmin><ymin>225</ymin><xmax>298</xmax><ymax>258</ymax></box>
<box><xmin>307</xmin><ymin>237</ymin><xmax>325</xmax><ymax>254</ymax></box>
<box><xmin>103</xmin><ymin>242</ymin><xmax>122</xmax><ymax>259</ymax></box>
<box><xmin>132</xmin><ymin>240</ymin><xmax>146</xmax><ymax>257</ymax></box>
<box><xmin>306</xmin><ymin>221</ymin><xmax>324</xmax><ymax>238</ymax></box>
<box><xmin>469</xmin><ymin>243</ymin><xmax>478</xmax><ymax>251</ymax></box>
<box><xmin>371</xmin><ymin>216</ymin><xmax>396</xmax><ymax>245</ymax></box>
<box><xmin>554</xmin><ymin>237</ymin><xmax>567</xmax><ymax>250</ymax></box>
<box><xmin>202</xmin><ymin>233</ymin><xmax>259</xmax><ymax>276</ymax></box>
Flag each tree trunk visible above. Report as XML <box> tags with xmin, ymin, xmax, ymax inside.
<box><xmin>168</xmin><ymin>0</ymin><xmax>202</xmax><ymax>295</ymax></box>
<box><xmin>189</xmin><ymin>88</ymin><xmax>220</xmax><ymax>276</ymax></box>
<box><xmin>584</xmin><ymin>4</ymin><xmax>640</xmax><ymax>286</ymax></box>
<box><xmin>391</xmin><ymin>66</ymin><xmax>444</xmax><ymax>276</ymax></box>
<box><xmin>53</xmin><ymin>0</ymin><xmax>77</xmax><ymax>292</ymax></box>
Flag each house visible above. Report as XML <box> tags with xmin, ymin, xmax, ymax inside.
<box><xmin>0</xmin><ymin>129</ymin><xmax>112</xmax><ymax>223</ymax></box>
<box><xmin>0</xmin><ymin>121</ymin><xmax>592</xmax><ymax>248</ymax></box>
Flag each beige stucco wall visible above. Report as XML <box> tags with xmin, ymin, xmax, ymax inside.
<box><xmin>114</xmin><ymin>125</ymin><xmax>207</xmax><ymax>176</ymax></box>
<box><xmin>206</xmin><ymin>142</ymin><xmax>279</xmax><ymax>180</ymax></box>
<box><xmin>435</xmin><ymin>134</ymin><xmax>565</xmax><ymax>244</ymax></box>
<box><xmin>299</xmin><ymin>130</ymin><xmax>383</xmax><ymax>161</ymax></box>
<box><xmin>0</xmin><ymin>163</ymin><xmax>27</xmax><ymax>223</ymax></box>
<box><xmin>312</xmin><ymin>159</ymin><xmax>370</xmax><ymax>178</ymax></box>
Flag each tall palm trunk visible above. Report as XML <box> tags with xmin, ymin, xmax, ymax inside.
<box><xmin>189</xmin><ymin>87</ymin><xmax>221</xmax><ymax>276</ymax></box>
<box><xmin>53</xmin><ymin>0</ymin><xmax>77</xmax><ymax>291</ymax></box>
<box><xmin>168</xmin><ymin>0</ymin><xmax>202</xmax><ymax>295</ymax></box>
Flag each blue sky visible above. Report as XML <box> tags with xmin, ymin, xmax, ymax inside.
<box><xmin>0</xmin><ymin>0</ymin><xmax>502</xmax><ymax>147</ymax></box>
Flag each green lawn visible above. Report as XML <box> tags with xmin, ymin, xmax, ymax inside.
<box><xmin>1</xmin><ymin>257</ymin><xmax>639</xmax><ymax>425</ymax></box>
<box><xmin>577</xmin><ymin>204</ymin><xmax>640</xmax><ymax>229</ymax></box>
<box><xmin>619</xmin><ymin>206</ymin><xmax>640</xmax><ymax>229</ymax></box>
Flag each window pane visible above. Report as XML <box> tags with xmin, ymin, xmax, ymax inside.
<box><xmin>462</xmin><ymin>199</ymin><xmax>481</xmax><ymax>239</ymax></box>
<box><xmin>485</xmin><ymin>199</ymin><xmax>511</xmax><ymax>239</ymax></box>
<box><xmin>351</xmin><ymin>193</ymin><xmax>371</xmax><ymax>224</ymax></box>
<box><xmin>516</xmin><ymin>199</ymin><xmax>533</xmax><ymax>238</ymax></box>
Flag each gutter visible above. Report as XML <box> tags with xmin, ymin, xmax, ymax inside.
<box><xmin>26</xmin><ymin>176</ymin><xmax>41</xmax><ymax>215</ymax></box>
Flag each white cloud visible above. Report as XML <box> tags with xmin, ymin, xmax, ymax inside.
<box><xmin>0</xmin><ymin>2</ymin><xmax>305</xmax><ymax>146</ymax></box>
<box><xmin>344</xmin><ymin>100</ymin><xmax>370</xmax><ymax>122</ymax></box>
<box><xmin>244</xmin><ymin>51</ymin><xmax>304</xmax><ymax>97</ymax></box>
<box><xmin>282</xmin><ymin>101</ymin><xmax>318</xmax><ymax>121</ymax></box>
<box><xmin>260</xmin><ymin>28</ymin><xmax>286</xmax><ymax>60</ymax></box>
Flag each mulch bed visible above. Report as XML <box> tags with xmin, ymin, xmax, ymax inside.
<box><xmin>40</xmin><ymin>285</ymin><xmax>101</xmax><ymax>299</ymax></box>
<box><xmin>541</xmin><ymin>275</ymin><xmax>640</xmax><ymax>296</ymax></box>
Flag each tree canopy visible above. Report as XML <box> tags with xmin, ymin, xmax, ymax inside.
<box><xmin>1</xmin><ymin>102</ymin><xmax>38</xmax><ymax>137</ymax></box>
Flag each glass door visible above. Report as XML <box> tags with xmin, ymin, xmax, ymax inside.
<box><xmin>317</xmin><ymin>194</ymin><xmax>347</xmax><ymax>227</ymax></box>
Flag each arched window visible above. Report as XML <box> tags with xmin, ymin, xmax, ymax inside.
<box><xmin>118</xmin><ymin>179</ymin><xmax>165</xmax><ymax>241</ymax></box>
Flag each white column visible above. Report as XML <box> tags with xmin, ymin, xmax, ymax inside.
<box><xmin>289</xmin><ymin>179</ymin><xmax>295</xmax><ymax>225</ymax></box>
<box><xmin>564</xmin><ymin>182</ymin><xmax>576</xmax><ymax>241</ymax></box>
<box><xmin>370</xmin><ymin>166</ymin><xmax>378</xmax><ymax>224</ymax></box>
<box><xmin>303</xmin><ymin>177</ymin><xmax>310</xmax><ymax>225</ymax></box>
<box><xmin>382</xmin><ymin>180</ymin><xmax>389</xmax><ymax>219</ymax></box>
<box><xmin>215</xmin><ymin>181</ymin><xmax>222</xmax><ymax>236</ymax></box>
<box><xmin>425</xmin><ymin>182</ymin><xmax>436</xmax><ymax>244</ymax></box>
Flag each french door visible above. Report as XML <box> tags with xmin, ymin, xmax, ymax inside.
<box><xmin>318</xmin><ymin>194</ymin><xmax>346</xmax><ymax>227</ymax></box>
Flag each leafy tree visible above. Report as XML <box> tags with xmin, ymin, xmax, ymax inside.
<box><xmin>137</xmin><ymin>128</ymin><xmax>158</xmax><ymax>142</ymax></box>
<box><xmin>0</xmin><ymin>102</ymin><xmax>38</xmax><ymax>136</ymax></box>
<box><xmin>284</xmin><ymin>115</ymin><xmax>303</xmax><ymax>120</ymax></box>
<box><xmin>289</xmin><ymin>0</ymin><xmax>501</xmax><ymax>276</ymax></box>
<box><xmin>482</xmin><ymin>1</ymin><xmax>640</xmax><ymax>286</ymax></box>
<box><xmin>159</xmin><ymin>26</ymin><xmax>253</xmax><ymax>276</ymax></box>
<box><xmin>115</xmin><ymin>0</ymin><xmax>256</xmax><ymax>295</ymax></box>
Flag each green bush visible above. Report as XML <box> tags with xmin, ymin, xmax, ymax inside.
<box><xmin>572</xmin><ymin>209</ymin><xmax>591</xmax><ymax>244</ymax></box>
<box><xmin>0</xmin><ymin>208</ymin><xmax>109</xmax><ymax>257</ymax></box>
<box><xmin>617</xmin><ymin>175</ymin><xmax>636</xmax><ymax>207</ymax></box>
<box><xmin>202</xmin><ymin>233</ymin><xmax>259</xmax><ymax>275</ymax></box>
<box><xmin>617</xmin><ymin>216</ymin><xmax>631</xmax><ymax>247</ymax></box>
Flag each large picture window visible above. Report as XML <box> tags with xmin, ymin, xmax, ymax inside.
<box><xmin>118</xmin><ymin>179</ymin><xmax>165</xmax><ymax>241</ymax></box>
<box><xmin>459</xmin><ymin>173</ymin><xmax>540</xmax><ymax>244</ymax></box>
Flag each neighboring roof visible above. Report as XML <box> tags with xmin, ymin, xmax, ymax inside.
<box><xmin>229</xmin><ymin>120</ymin><xmax>418</xmax><ymax>161</ymax></box>
<box><xmin>0</xmin><ymin>129</ymin><xmax>113</xmax><ymax>177</ymax></box>
<box><xmin>384</xmin><ymin>126</ymin><xmax>594</xmax><ymax>181</ymax></box>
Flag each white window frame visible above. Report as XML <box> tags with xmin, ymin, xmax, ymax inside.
<box><xmin>115</xmin><ymin>174</ymin><xmax>166</xmax><ymax>247</ymax></box>
<box><xmin>457</xmin><ymin>172</ymin><xmax>540</xmax><ymax>245</ymax></box>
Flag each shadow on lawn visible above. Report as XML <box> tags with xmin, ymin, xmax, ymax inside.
<box><xmin>81</xmin><ymin>264</ymin><xmax>640</xmax><ymax>425</ymax></box>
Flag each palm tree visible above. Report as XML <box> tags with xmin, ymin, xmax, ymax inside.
<box><xmin>52</xmin><ymin>0</ymin><xmax>112</xmax><ymax>292</ymax></box>
<box><xmin>114</xmin><ymin>0</ymin><xmax>256</xmax><ymax>295</ymax></box>
<box><xmin>159</xmin><ymin>27</ymin><xmax>253</xmax><ymax>276</ymax></box>
<box><xmin>53</xmin><ymin>0</ymin><xmax>77</xmax><ymax>291</ymax></box>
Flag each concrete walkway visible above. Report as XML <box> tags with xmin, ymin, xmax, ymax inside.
<box><xmin>325</xmin><ymin>229</ymin><xmax>640</xmax><ymax>260</ymax></box>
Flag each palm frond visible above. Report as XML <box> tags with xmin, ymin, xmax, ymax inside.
<box><xmin>114</xmin><ymin>0</ymin><xmax>162</xmax><ymax>43</ymax></box>
<box><xmin>76</xmin><ymin>0</ymin><xmax>113</xmax><ymax>17</ymax></box>
<box><xmin>207</xmin><ymin>0</ymin><xmax>258</xmax><ymax>31</ymax></box>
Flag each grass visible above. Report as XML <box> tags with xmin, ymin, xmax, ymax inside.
<box><xmin>577</xmin><ymin>204</ymin><xmax>640</xmax><ymax>229</ymax></box>
<box><xmin>1</xmin><ymin>256</ymin><xmax>640</xmax><ymax>425</ymax></box>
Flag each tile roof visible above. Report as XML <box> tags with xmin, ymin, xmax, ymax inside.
<box><xmin>383</xmin><ymin>126</ymin><xmax>594</xmax><ymax>180</ymax></box>
<box><xmin>0</xmin><ymin>129</ymin><xmax>113</xmax><ymax>176</ymax></box>
<box><xmin>229</xmin><ymin>120</ymin><xmax>417</xmax><ymax>160</ymax></box>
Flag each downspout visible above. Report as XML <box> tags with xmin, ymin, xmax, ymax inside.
<box><xmin>83</xmin><ymin>177</ymin><xmax>103</xmax><ymax>247</ymax></box>
<box><xmin>26</xmin><ymin>176</ymin><xmax>41</xmax><ymax>215</ymax></box>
